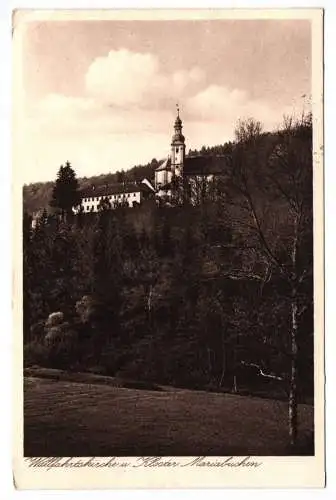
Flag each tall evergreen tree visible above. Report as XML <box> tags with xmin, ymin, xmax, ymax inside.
<box><xmin>50</xmin><ymin>162</ymin><xmax>81</xmax><ymax>220</ymax></box>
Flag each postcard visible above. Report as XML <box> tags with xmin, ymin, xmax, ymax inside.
<box><xmin>12</xmin><ymin>8</ymin><xmax>324</xmax><ymax>489</ymax></box>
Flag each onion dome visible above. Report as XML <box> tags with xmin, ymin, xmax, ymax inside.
<box><xmin>171</xmin><ymin>104</ymin><xmax>185</xmax><ymax>144</ymax></box>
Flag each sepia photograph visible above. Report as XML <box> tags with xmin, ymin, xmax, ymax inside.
<box><xmin>12</xmin><ymin>8</ymin><xmax>324</xmax><ymax>489</ymax></box>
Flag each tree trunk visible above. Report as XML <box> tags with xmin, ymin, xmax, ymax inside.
<box><xmin>289</xmin><ymin>286</ymin><xmax>298</xmax><ymax>448</ymax></box>
<box><xmin>145</xmin><ymin>283</ymin><xmax>153</xmax><ymax>328</ymax></box>
<box><xmin>232</xmin><ymin>345</ymin><xmax>238</xmax><ymax>393</ymax></box>
<box><xmin>147</xmin><ymin>284</ymin><xmax>153</xmax><ymax>315</ymax></box>
<box><xmin>219</xmin><ymin>334</ymin><xmax>226</xmax><ymax>387</ymax></box>
<box><xmin>233</xmin><ymin>374</ymin><xmax>238</xmax><ymax>394</ymax></box>
<box><xmin>289</xmin><ymin>213</ymin><xmax>299</xmax><ymax>449</ymax></box>
<box><xmin>207</xmin><ymin>347</ymin><xmax>212</xmax><ymax>375</ymax></box>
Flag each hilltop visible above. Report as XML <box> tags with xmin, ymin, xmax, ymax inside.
<box><xmin>22</xmin><ymin>142</ymin><xmax>235</xmax><ymax>215</ymax></box>
<box><xmin>22</xmin><ymin>158</ymin><xmax>159</xmax><ymax>215</ymax></box>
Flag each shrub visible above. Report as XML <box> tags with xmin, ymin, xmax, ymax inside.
<box><xmin>44</xmin><ymin>322</ymin><xmax>76</xmax><ymax>345</ymax></box>
<box><xmin>45</xmin><ymin>312</ymin><xmax>64</xmax><ymax>328</ymax></box>
<box><xmin>29</xmin><ymin>320</ymin><xmax>46</xmax><ymax>341</ymax></box>
<box><xmin>44</xmin><ymin>320</ymin><xmax>79</xmax><ymax>369</ymax></box>
<box><xmin>24</xmin><ymin>340</ymin><xmax>49</xmax><ymax>368</ymax></box>
<box><xmin>75</xmin><ymin>295</ymin><xmax>97</xmax><ymax>324</ymax></box>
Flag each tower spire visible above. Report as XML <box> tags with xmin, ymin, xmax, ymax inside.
<box><xmin>171</xmin><ymin>104</ymin><xmax>185</xmax><ymax>178</ymax></box>
<box><xmin>173</xmin><ymin>104</ymin><xmax>183</xmax><ymax>137</ymax></box>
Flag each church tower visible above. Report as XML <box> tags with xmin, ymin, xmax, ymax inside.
<box><xmin>171</xmin><ymin>105</ymin><xmax>185</xmax><ymax>178</ymax></box>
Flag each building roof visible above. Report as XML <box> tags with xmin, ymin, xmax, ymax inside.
<box><xmin>138</xmin><ymin>182</ymin><xmax>154</xmax><ymax>194</ymax></box>
<box><xmin>171</xmin><ymin>132</ymin><xmax>185</xmax><ymax>145</ymax></box>
<box><xmin>155</xmin><ymin>155</ymin><xmax>230</xmax><ymax>176</ymax></box>
<box><xmin>184</xmin><ymin>155</ymin><xmax>230</xmax><ymax>176</ymax></box>
<box><xmin>155</xmin><ymin>157</ymin><xmax>172</xmax><ymax>172</ymax></box>
<box><xmin>79</xmin><ymin>182</ymin><xmax>150</xmax><ymax>199</ymax></box>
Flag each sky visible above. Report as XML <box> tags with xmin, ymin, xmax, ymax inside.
<box><xmin>18</xmin><ymin>18</ymin><xmax>311</xmax><ymax>184</ymax></box>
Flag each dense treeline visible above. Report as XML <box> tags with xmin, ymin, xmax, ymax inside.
<box><xmin>23</xmin><ymin>115</ymin><xmax>314</xmax><ymax>414</ymax></box>
<box><xmin>23</xmin><ymin>159</ymin><xmax>160</xmax><ymax>215</ymax></box>
<box><xmin>23</xmin><ymin>143</ymin><xmax>235</xmax><ymax>215</ymax></box>
<box><xmin>188</xmin><ymin>141</ymin><xmax>234</xmax><ymax>157</ymax></box>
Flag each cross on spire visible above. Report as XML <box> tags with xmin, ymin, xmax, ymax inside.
<box><xmin>176</xmin><ymin>103</ymin><xmax>180</xmax><ymax>117</ymax></box>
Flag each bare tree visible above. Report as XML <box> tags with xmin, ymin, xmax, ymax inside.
<box><xmin>234</xmin><ymin>117</ymin><xmax>263</xmax><ymax>143</ymax></box>
<box><xmin>227</xmin><ymin>114</ymin><xmax>313</xmax><ymax>448</ymax></box>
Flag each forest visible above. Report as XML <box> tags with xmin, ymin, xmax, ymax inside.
<box><xmin>23</xmin><ymin>115</ymin><xmax>314</xmax><ymax>446</ymax></box>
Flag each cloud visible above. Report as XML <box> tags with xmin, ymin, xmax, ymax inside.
<box><xmin>85</xmin><ymin>48</ymin><xmax>205</xmax><ymax>109</ymax></box>
<box><xmin>29</xmin><ymin>49</ymin><xmax>286</xmax><ymax>140</ymax></box>
<box><xmin>186</xmin><ymin>84</ymin><xmax>283</xmax><ymax>131</ymax></box>
<box><xmin>29</xmin><ymin>93</ymin><xmax>174</xmax><ymax>138</ymax></box>
<box><xmin>21</xmin><ymin>48</ymin><xmax>298</xmax><ymax>183</ymax></box>
<box><xmin>85</xmin><ymin>49</ymin><xmax>159</xmax><ymax>106</ymax></box>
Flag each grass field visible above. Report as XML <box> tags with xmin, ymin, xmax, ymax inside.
<box><xmin>24</xmin><ymin>376</ymin><xmax>314</xmax><ymax>457</ymax></box>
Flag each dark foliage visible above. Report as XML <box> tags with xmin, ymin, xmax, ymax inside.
<box><xmin>23</xmin><ymin>117</ymin><xmax>313</xmax><ymax>408</ymax></box>
<box><xmin>50</xmin><ymin>162</ymin><xmax>81</xmax><ymax>219</ymax></box>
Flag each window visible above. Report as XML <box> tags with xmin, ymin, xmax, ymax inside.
<box><xmin>176</xmin><ymin>147</ymin><xmax>179</xmax><ymax>154</ymax></box>
<box><xmin>133</xmin><ymin>193</ymin><xmax>136</xmax><ymax>197</ymax></box>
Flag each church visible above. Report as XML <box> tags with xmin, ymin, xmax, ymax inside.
<box><xmin>72</xmin><ymin>106</ymin><xmax>228</xmax><ymax>215</ymax></box>
<box><xmin>154</xmin><ymin>106</ymin><xmax>228</xmax><ymax>203</ymax></box>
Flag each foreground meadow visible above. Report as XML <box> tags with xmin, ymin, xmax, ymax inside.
<box><xmin>24</xmin><ymin>376</ymin><xmax>314</xmax><ymax>457</ymax></box>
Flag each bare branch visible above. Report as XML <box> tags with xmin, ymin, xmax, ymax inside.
<box><xmin>242</xmin><ymin>185</ymin><xmax>289</xmax><ymax>279</ymax></box>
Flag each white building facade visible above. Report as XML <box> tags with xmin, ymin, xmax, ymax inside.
<box><xmin>74</xmin><ymin>179</ymin><xmax>155</xmax><ymax>214</ymax></box>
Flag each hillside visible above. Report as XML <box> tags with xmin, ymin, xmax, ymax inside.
<box><xmin>22</xmin><ymin>142</ymin><xmax>237</xmax><ymax>215</ymax></box>
<box><xmin>22</xmin><ymin>158</ymin><xmax>159</xmax><ymax>215</ymax></box>
<box><xmin>23</xmin><ymin>117</ymin><xmax>314</xmax><ymax>451</ymax></box>
<box><xmin>24</xmin><ymin>375</ymin><xmax>314</xmax><ymax>456</ymax></box>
